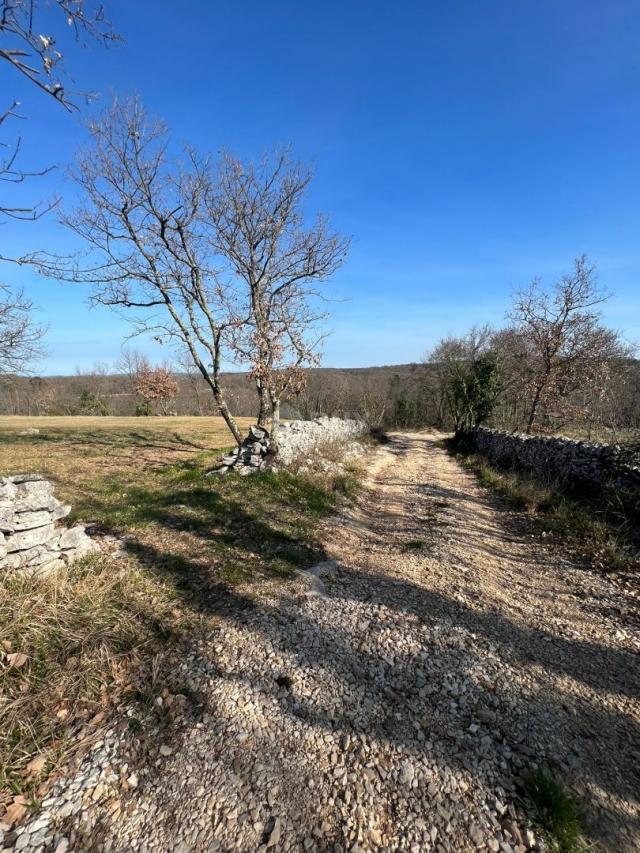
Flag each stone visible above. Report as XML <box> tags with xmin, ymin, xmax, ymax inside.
<box><xmin>58</xmin><ymin>526</ymin><xmax>96</xmax><ymax>554</ymax></box>
<box><xmin>469</xmin><ymin>824</ymin><xmax>485</xmax><ymax>847</ymax></box>
<box><xmin>27</xmin><ymin>558</ymin><xmax>65</xmax><ymax>577</ymax></box>
<box><xmin>14</xmin><ymin>478</ymin><xmax>55</xmax><ymax>511</ymax></box>
<box><xmin>265</xmin><ymin>817</ymin><xmax>281</xmax><ymax>848</ymax></box>
<box><xmin>249</xmin><ymin>425</ymin><xmax>269</xmax><ymax>440</ymax></box>
<box><xmin>399</xmin><ymin>761</ymin><xmax>415</xmax><ymax>787</ymax></box>
<box><xmin>3</xmin><ymin>550</ymin><xmax>25</xmax><ymax>569</ymax></box>
<box><xmin>469</xmin><ymin>426</ymin><xmax>640</xmax><ymax>492</ymax></box>
<box><xmin>13</xmin><ymin>510</ymin><xmax>54</xmax><ymax>531</ymax></box>
<box><xmin>0</xmin><ymin>479</ymin><xmax>17</xmax><ymax>501</ymax></box>
<box><xmin>14</xmin><ymin>831</ymin><xmax>32</xmax><ymax>850</ymax></box>
<box><xmin>207</xmin><ymin>417</ymin><xmax>368</xmax><ymax>476</ymax></box>
<box><xmin>1</xmin><ymin>476</ymin><xmax>97</xmax><ymax>575</ymax></box>
<box><xmin>6</xmin><ymin>523</ymin><xmax>55</xmax><ymax>553</ymax></box>
<box><xmin>0</xmin><ymin>507</ymin><xmax>14</xmax><ymax>532</ymax></box>
<box><xmin>476</xmin><ymin>707</ymin><xmax>497</xmax><ymax>725</ymax></box>
<box><xmin>52</xmin><ymin>502</ymin><xmax>72</xmax><ymax>521</ymax></box>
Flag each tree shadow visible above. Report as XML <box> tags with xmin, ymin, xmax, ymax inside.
<box><xmin>64</xmin><ymin>439</ymin><xmax>640</xmax><ymax>850</ymax></box>
<box><xmin>98</xmin><ymin>498</ymin><xmax>640</xmax><ymax>849</ymax></box>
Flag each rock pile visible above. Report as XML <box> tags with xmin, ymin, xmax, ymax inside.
<box><xmin>209</xmin><ymin>424</ymin><xmax>273</xmax><ymax>476</ymax></box>
<box><xmin>0</xmin><ymin>474</ymin><xmax>98</xmax><ymax>576</ymax></box>
<box><xmin>209</xmin><ymin>417</ymin><xmax>369</xmax><ymax>476</ymax></box>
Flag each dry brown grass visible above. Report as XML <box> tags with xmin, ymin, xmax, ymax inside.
<box><xmin>0</xmin><ymin>553</ymin><xmax>182</xmax><ymax>797</ymax></box>
<box><xmin>0</xmin><ymin>416</ymin><xmax>253</xmax><ymax>510</ymax></box>
<box><xmin>0</xmin><ymin>417</ymin><xmax>361</xmax><ymax>806</ymax></box>
<box><xmin>0</xmin><ymin>415</ymin><xmax>254</xmax><ymax>434</ymax></box>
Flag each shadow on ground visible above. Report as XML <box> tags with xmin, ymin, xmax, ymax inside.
<box><xmin>86</xmin><ymin>434</ymin><xmax>640</xmax><ymax>850</ymax></box>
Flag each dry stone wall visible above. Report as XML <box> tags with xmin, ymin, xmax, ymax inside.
<box><xmin>468</xmin><ymin>427</ymin><xmax>640</xmax><ymax>492</ymax></box>
<box><xmin>0</xmin><ymin>475</ymin><xmax>98</xmax><ymax>576</ymax></box>
<box><xmin>210</xmin><ymin>417</ymin><xmax>369</xmax><ymax>475</ymax></box>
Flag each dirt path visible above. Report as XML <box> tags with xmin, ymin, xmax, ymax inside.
<box><xmin>12</xmin><ymin>432</ymin><xmax>640</xmax><ymax>852</ymax></box>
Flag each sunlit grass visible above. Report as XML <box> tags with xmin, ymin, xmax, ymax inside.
<box><xmin>0</xmin><ymin>417</ymin><xmax>363</xmax><ymax>798</ymax></box>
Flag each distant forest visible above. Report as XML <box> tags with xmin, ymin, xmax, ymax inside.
<box><xmin>2</xmin><ymin>358</ymin><xmax>639</xmax><ymax>440</ymax></box>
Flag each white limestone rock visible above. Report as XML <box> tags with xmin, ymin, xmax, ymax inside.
<box><xmin>6</xmin><ymin>523</ymin><xmax>55</xmax><ymax>553</ymax></box>
<box><xmin>13</xmin><ymin>509</ymin><xmax>54</xmax><ymax>531</ymax></box>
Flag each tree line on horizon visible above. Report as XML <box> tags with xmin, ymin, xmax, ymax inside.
<box><xmin>2</xmin><ymin>254</ymin><xmax>639</xmax><ymax>446</ymax></box>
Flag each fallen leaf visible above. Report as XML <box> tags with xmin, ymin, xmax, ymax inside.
<box><xmin>24</xmin><ymin>755</ymin><xmax>46</xmax><ymax>778</ymax></box>
<box><xmin>1</xmin><ymin>639</ymin><xmax>12</xmax><ymax>651</ymax></box>
<box><xmin>6</xmin><ymin>652</ymin><xmax>27</xmax><ymax>668</ymax></box>
<box><xmin>4</xmin><ymin>801</ymin><xmax>27</xmax><ymax>826</ymax></box>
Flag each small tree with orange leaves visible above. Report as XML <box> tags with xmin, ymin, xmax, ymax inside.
<box><xmin>134</xmin><ymin>363</ymin><xmax>179</xmax><ymax>416</ymax></box>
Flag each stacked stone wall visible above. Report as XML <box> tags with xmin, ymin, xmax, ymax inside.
<box><xmin>0</xmin><ymin>475</ymin><xmax>97</xmax><ymax>576</ymax></box>
<box><xmin>467</xmin><ymin>428</ymin><xmax>640</xmax><ymax>492</ymax></box>
<box><xmin>210</xmin><ymin>417</ymin><xmax>369</xmax><ymax>475</ymax></box>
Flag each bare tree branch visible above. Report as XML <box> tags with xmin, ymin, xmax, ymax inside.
<box><xmin>206</xmin><ymin>149</ymin><xmax>350</xmax><ymax>441</ymax></box>
<box><xmin>1</xmin><ymin>0</ymin><xmax>119</xmax><ymax>220</ymax></box>
<box><xmin>0</xmin><ymin>282</ymin><xmax>45</xmax><ymax>373</ymax></box>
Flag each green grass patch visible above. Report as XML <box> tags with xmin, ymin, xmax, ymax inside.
<box><xmin>450</xmin><ymin>443</ymin><xmax>639</xmax><ymax>577</ymax></box>
<box><xmin>522</xmin><ymin>768</ymin><xmax>586</xmax><ymax>852</ymax></box>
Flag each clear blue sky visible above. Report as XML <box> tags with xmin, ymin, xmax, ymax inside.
<box><xmin>2</xmin><ymin>0</ymin><xmax>639</xmax><ymax>374</ymax></box>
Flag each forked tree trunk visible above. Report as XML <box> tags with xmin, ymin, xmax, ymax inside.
<box><xmin>270</xmin><ymin>398</ymin><xmax>281</xmax><ymax>450</ymax></box>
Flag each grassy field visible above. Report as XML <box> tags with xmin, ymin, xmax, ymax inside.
<box><xmin>0</xmin><ymin>415</ymin><xmax>250</xmax><ymax>432</ymax></box>
<box><xmin>0</xmin><ymin>416</ymin><xmax>254</xmax><ymax>512</ymax></box>
<box><xmin>0</xmin><ymin>416</ymin><xmax>360</xmax><ymax>798</ymax></box>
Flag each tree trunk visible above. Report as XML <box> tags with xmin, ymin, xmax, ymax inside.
<box><xmin>213</xmin><ymin>386</ymin><xmax>243</xmax><ymax>446</ymax></box>
<box><xmin>526</xmin><ymin>384</ymin><xmax>544</xmax><ymax>434</ymax></box>
<box><xmin>270</xmin><ymin>397</ymin><xmax>281</xmax><ymax>450</ymax></box>
<box><xmin>256</xmin><ymin>380</ymin><xmax>269</xmax><ymax>428</ymax></box>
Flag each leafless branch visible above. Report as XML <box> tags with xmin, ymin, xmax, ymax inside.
<box><xmin>206</xmin><ymin>149</ymin><xmax>350</xmax><ymax>439</ymax></box>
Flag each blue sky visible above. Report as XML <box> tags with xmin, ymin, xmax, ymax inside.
<box><xmin>2</xmin><ymin>0</ymin><xmax>639</xmax><ymax>374</ymax></box>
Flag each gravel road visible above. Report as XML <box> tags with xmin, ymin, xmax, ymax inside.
<box><xmin>9</xmin><ymin>432</ymin><xmax>640</xmax><ymax>852</ymax></box>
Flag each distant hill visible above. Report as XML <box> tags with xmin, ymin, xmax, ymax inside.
<box><xmin>0</xmin><ymin>363</ymin><xmax>434</xmax><ymax>423</ymax></box>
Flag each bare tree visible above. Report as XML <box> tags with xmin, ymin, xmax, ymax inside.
<box><xmin>32</xmin><ymin>97</ymin><xmax>245</xmax><ymax>443</ymax></box>
<box><xmin>1</xmin><ymin>0</ymin><xmax>118</xmax><ymax>220</ymax></box>
<box><xmin>0</xmin><ymin>283</ymin><xmax>44</xmax><ymax>372</ymax></box>
<box><xmin>206</xmin><ymin>150</ymin><xmax>350</xmax><ymax>445</ymax></box>
<box><xmin>116</xmin><ymin>346</ymin><xmax>148</xmax><ymax>390</ymax></box>
<box><xmin>508</xmin><ymin>256</ymin><xmax>633</xmax><ymax>433</ymax></box>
